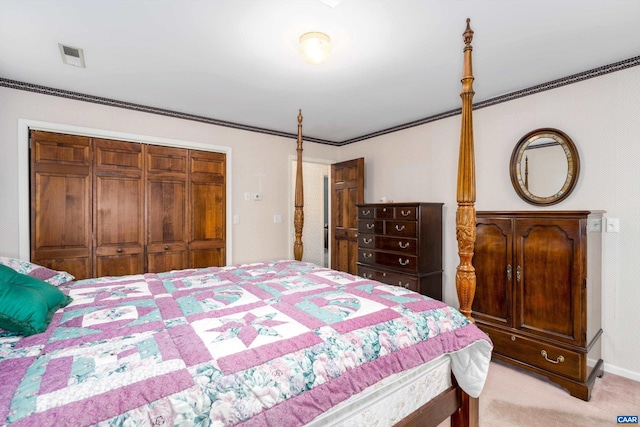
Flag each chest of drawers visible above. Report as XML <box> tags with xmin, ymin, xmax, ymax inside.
<box><xmin>356</xmin><ymin>202</ymin><xmax>443</xmax><ymax>300</ymax></box>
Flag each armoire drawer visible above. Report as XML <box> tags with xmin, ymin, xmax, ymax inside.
<box><xmin>479</xmin><ymin>325</ymin><xmax>583</xmax><ymax>381</ymax></box>
<box><xmin>358</xmin><ymin>266</ymin><xmax>419</xmax><ymax>292</ymax></box>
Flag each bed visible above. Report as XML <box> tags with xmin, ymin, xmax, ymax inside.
<box><xmin>0</xmin><ymin>19</ymin><xmax>488</xmax><ymax>427</ymax></box>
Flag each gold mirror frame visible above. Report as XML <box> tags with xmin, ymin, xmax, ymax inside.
<box><xmin>509</xmin><ymin>128</ymin><xmax>580</xmax><ymax>206</ymax></box>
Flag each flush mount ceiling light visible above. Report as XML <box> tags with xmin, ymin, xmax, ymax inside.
<box><xmin>299</xmin><ymin>32</ymin><xmax>331</xmax><ymax>64</ymax></box>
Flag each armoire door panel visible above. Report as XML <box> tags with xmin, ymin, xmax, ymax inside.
<box><xmin>472</xmin><ymin>218</ymin><xmax>513</xmax><ymax>326</ymax></box>
<box><xmin>516</xmin><ymin>219</ymin><xmax>582</xmax><ymax>343</ymax></box>
<box><xmin>94</xmin><ymin>138</ymin><xmax>143</xmax><ymax>172</ymax></box>
<box><xmin>95</xmin><ymin>176</ymin><xmax>144</xmax><ymax>246</ymax></box>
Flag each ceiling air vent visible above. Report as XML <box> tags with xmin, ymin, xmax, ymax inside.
<box><xmin>58</xmin><ymin>43</ymin><xmax>85</xmax><ymax>68</ymax></box>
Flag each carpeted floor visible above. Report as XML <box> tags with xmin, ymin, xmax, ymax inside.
<box><xmin>440</xmin><ymin>360</ymin><xmax>640</xmax><ymax>426</ymax></box>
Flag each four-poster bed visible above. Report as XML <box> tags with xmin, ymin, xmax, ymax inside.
<box><xmin>0</xmin><ymin>20</ymin><xmax>488</xmax><ymax>427</ymax></box>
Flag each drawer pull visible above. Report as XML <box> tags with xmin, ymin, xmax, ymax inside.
<box><xmin>400</xmin><ymin>210</ymin><xmax>411</xmax><ymax>217</ymax></box>
<box><xmin>382</xmin><ymin>208</ymin><xmax>387</xmax><ymax>212</ymax></box>
<box><xmin>362</xmin><ymin>209</ymin><xmax>371</xmax><ymax>215</ymax></box>
<box><xmin>507</xmin><ymin>264</ymin><xmax>512</xmax><ymax>280</ymax></box>
<box><xmin>398</xmin><ymin>258</ymin><xmax>410</xmax><ymax>266</ymax></box>
<box><xmin>541</xmin><ymin>350</ymin><xmax>565</xmax><ymax>364</ymax></box>
<box><xmin>398</xmin><ymin>281</ymin><xmax>409</xmax><ymax>288</ymax></box>
<box><xmin>117</xmin><ymin>248</ymin><xmax>123</xmax><ymax>253</ymax></box>
<box><xmin>366</xmin><ymin>223</ymin><xmax>375</xmax><ymax>229</ymax></box>
<box><xmin>363</xmin><ymin>238</ymin><xmax>372</xmax><ymax>244</ymax></box>
<box><xmin>363</xmin><ymin>253</ymin><xmax>373</xmax><ymax>259</ymax></box>
<box><xmin>164</xmin><ymin>245</ymin><xmax>169</xmax><ymax>250</ymax></box>
<box><xmin>395</xmin><ymin>225</ymin><xmax>405</xmax><ymax>232</ymax></box>
<box><xmin>363</xmin><ymin>273</ymin><xmax>372</xmax><ymax>279</ymax></box>
<box><xmin>516</xmin><ymin>265</ymin><xmax>521</xmax><ymax>282</ymax></box>
<box><xmin>511</xmin><ymin>335</ymin><xmax>516</xmax><ymax>341</ymax></box>
<box><xmin>399</xmin><ymin>241</ymin><xmax>410</xmax><ymax>249</ymax></box>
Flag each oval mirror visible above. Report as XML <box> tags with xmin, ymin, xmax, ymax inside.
<box><xmin>509</xmin><ymin>128</ymin><xmax>580</xmax><ymax>206</ymax></box>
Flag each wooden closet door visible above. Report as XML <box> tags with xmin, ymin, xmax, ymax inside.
<box><xmin>30</xmin><ymin>131</ymin><xmax>92</xmax><ymax>280</ymax></box>
<box><xmin>189</xmin><ymin>150</ymin><xmax>226</xmax><ymax>268</ymax></box>
<box><xmin>94</xmin><ymin>139</ymin><xmax>144</xmax><ymax>277</ymax></box>
<box><xmin>146</xmin><ymin>145</ymin><xmax>188</xmax><ymax>273</ymax></box>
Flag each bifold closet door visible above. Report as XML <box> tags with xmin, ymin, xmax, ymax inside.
<box><xmin>189</xmin><ymin>150</ymin><xmax>226</xmax><ymax>268</ymax></box>
<box><xmin>93</xmin><ymin>139</ymin><xmax>145</xmax><ymax>277</ymax></box>
<box><xmin>30</xmin><ymin>131</ymin><xmax>93</xmax><ymax>280</ymax></box>
<box><xmin>146</xmin><ymin>145</ymin><xmax>188</xmax><ymax>273</ymax></box>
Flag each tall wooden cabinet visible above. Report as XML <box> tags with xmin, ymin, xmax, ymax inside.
<box><xmin>472</xmin><ymin>211</ymin><xmax>604</xmax><ymax>401</ymax></box>
<box><xmin>356</xmin><ymin>203</ymin><xmax>443</xmax><ymax>300</ymax></box>
<box><xmin>30</xmin><ymin>131</ymin><xmax>226</xmax><ymax>280</ymax></box>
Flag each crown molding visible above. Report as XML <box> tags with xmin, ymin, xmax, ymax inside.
<box><xmin>2</xmin><ymin>55</ymin><xmax>638</xmax><ymax>147</ymax></box>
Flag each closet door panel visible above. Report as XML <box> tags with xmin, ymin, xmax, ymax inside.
<box><xmin>30</xmin><ymin>131</ymin><xmax>92</xmax><ymax>280</ymax></box>
<box><xmin>146</xmin><ymin>146</ymin><xmax>188</xmax><ymax>273</ymax></box>
<box><xmin>189</xmin><ymin>151</ymin><xmax>226</xmax><ymax>268</ymax></box>
<box><xmin>94</xmin><ymin>139</ymin><xmax>144</xmax><ymax>277</ymax></box>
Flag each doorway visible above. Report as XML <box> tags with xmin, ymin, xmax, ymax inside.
<box><xmin>291</xmin><ymin>159</ymin><xmax>330</xmax><ymax>267</ymax></box>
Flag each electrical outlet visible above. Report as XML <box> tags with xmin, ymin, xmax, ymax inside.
<box><xmin>253</xmin><ymin>193</ymin><xmax>262</xmax><ymax>201</ymax></box>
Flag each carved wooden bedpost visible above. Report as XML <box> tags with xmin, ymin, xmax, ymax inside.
<box><xmin>456</xmin><ymin>19</ymin><xmax>477</xmax><ymax>322</ymax></box>
<box><xmin>294</xmin><ymin>109</ymin><xmax>304</xmax><ymax>261</ymax></box>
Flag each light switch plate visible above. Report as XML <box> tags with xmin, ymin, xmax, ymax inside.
<box><xmin>587</xmin><ymin>218</ymin><xmax>602</xmax><ymax>232</ymax></box>
<box><xmin>606</xmin><ymin>217</ymin><xmax>620</xmax><ymax>233</ymax></box>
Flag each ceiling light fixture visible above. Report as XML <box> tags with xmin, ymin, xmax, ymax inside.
<box><xmin>299</xmin><ymin>32</ymin><xmax>331</xmax><ymax>64</ymax></box>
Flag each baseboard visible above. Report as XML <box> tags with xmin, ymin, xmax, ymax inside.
<box><xmin>604</xmin><ymin>362</ymin><xmax>640</xmax><ymax>382</ymax></box>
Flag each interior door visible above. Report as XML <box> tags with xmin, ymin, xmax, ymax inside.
<box><xmin>331</xmin><ymin>158</ymin><xmax>364</xmax><ymax>274</ymax></box>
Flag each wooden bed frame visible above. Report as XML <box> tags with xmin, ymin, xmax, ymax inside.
<box><xmin>293</xmin><ymin>19</ymin><xmax>479</xmax><ymax>427</ymax></box>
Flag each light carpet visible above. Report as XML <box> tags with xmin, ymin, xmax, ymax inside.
<box><xmin>441</xmin><ymin>360</ymin><xmax>640</xmax><ymax>426</ymax></box>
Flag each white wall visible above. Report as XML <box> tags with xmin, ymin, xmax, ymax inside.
<box><xmin>0</xmin><ymin>86</ymin><xmax>339</xmax><ymax>265</ymax></box>
<box><xmin>340</xmin><ymin>66</ymin><xmax>640</xmax><ymax>380</ymax></box>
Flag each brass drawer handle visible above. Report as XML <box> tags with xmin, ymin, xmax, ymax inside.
<box><xmin>382</xmin><ymin>208</ymin><xmax>388</xmax><ymax>212</ymax></box>
<box><xmin>398</xmin><ymin>258</ymin><xmax>410</xmax><ymax>266</ymax></box>
<box><xmin>398</xmin><ymin>281</ymin><xmax>409</xmax><ymax>288</ymax></box>
<box><xmin>117</xmin><ymin>248</ymin><xmax>123</xmax><ymax>253</ymax></box>
<box><xmin>363</xmin><ymin>238</ymin><xmax>372</xmax><ymax>244</ymax></box>
<box><xmin>395</xmin><ymin>225</ymin><xmax>405</xmax><ymax>232</ymax></box>
<box><xmin>400</xmin><ymin>210</ymin><xmax>411</xmax><ymax>217</ymax></box>
<box><xmin>541</xmin><ymin>350</ymin><xmax>565</xmax><ymax>364</ymax></box>
<box><xmin>366</xmin><ymin>223</ymin><xmax>375</xmax><ymax>229</ymax></box>
<box><xmin>363</xmin><ymin>253</ymin><xmax>372</xmax><ymax>259</ymax></box>
<box><xmin>363</xmin><ymin>273</ymin><xmax>372</xmax><ymax>279</ymax></box>
<box><xmin>164</xmin><ymin>245</ymin><xmax>169</xmax><ymax>250</ymax></box>
<box><xmin>511</xmin><ymin>335</ymin><xmax>516</xmax><ymax>341</ymax></box>
<box><xmin>399</xmin><ymin>241</ymin><xmax>410</xmax><ymax>249</ymax></box>
<box><xmin>362</xmin><ymin>209</ymin><xmax>371</xmax><ymax>215</ymax></box>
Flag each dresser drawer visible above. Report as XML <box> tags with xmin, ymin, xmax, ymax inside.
<box><xmin>395</xmin><ymin>206</ymin><xmax>417</xmax><ymax>220</ymax></box>
<box><xmin>375</xmin><ymin>251</ymin><xmax>417</xmax><ymax>272</ymax></box>
<box><xmin>375</xmin><ymin>206</ymin><xmax>394</xmax><ymax>218</ymax></box>
<box><xmin>375</xmin><ymin>236</ymin><xmax>417</xmax><ymax>255</ymax></box>
<box><xmin>385</xmin><ymin>221</ymin><xmax>417</xmax><ymax>238</ymax></box>
<box><xmin>358</xmin><ymin>266</ymin><xmax>419</xmax><ymax>292</ymax></box>
<box><xmin>479</xmin><ymin>325</ymin><xmax>583</xmax><ymax>381</ymax></box>
<box><xmin>358</xmin><ymin>220</ymin><xmax>383</xmax><ymax>234</ymax></box>
<box><xmin>358</xmin><ymin>234</ymin><xmax>375</xmax><ymax>248</ymax></box>
<box><xmin>358</xmin><ymin>207</ymin><xmax>375</xmax><ymax>219</ymax></box>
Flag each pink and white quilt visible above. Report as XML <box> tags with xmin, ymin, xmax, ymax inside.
<box><xmin>0</xmin><ymin>260</ymin><xmax>491</xmax><ymax>426</ymax></box>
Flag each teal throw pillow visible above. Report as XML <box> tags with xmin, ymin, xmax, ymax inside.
<box><xmin>0</xmin><ymin>264</ymin><xmax>73</xmax><ymax>336</ymax></box>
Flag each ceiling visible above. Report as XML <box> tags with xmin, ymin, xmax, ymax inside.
<box><xmin>1</xmin><ymin>0</ymin><xmax>639</xmax><ymax>144</ymax></box>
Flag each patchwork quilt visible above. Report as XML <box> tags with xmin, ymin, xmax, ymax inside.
<box><xmin>0</xmin><ymin>261</ymin><xmax>491</xmax><ymax>427</ymax></box>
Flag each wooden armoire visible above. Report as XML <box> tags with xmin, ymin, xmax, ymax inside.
<box><xmin>472</xmin><ymin>211</ymin><xmax>604</xmax><ymax>401</ymax></box>
<box><xmin>30</xmin><ymin>130</ymin><xmax>226</xmax><ymax>280</ymax></box>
